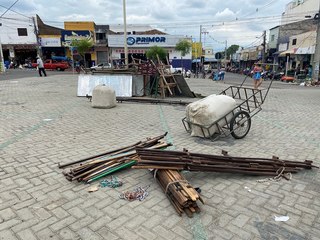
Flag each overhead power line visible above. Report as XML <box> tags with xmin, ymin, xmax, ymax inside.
<box><xmin>0</xmin><ymin>0</ymin><xmax>20</xmax><ymax>18</ymax></box>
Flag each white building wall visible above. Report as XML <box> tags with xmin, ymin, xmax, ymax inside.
<box><xmin>0</xmin><ymin>14</ymin><xmax>37</xmax><ymax>44</ymax></box>
<box><xmin>269</xmin><ymin>27</ymin><xmax>280</xmax><ymax>49</ymax></box>
<box><xmin>281</xmin><ymin>0</ymin><xmax>319</xmax><ymax>25</ymax></box>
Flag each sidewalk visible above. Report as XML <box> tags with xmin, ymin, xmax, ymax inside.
<box><xmin>0</xmin><ymin>73</ymin><xmax>320</xmax><ymax>239</ymax></box>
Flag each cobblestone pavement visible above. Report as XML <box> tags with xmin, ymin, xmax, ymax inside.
<box><xmin>0</xmin><ymin>73</ymin><xmax>320</xmax><ymax>240</ymax></box>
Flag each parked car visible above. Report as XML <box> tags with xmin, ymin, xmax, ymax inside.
<box><xmin>32</xmin><ymin>59</ymin><xmax>69</xmax><ymax>71</ymax></box>
<box><xmin>90</xmin><ymin>62</ymin><xmax>112</xmax><ymax>71</ymax></box>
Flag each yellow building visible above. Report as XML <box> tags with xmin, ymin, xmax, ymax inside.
<box><xmin>63</xmin><ymin>21</ymin><xmax>96</xmax><ymax>66</ymax></box>
<box><xmin>192</xmin><ymin>42</ymin><xmax>202</xmax><ymax>59</ymax></box>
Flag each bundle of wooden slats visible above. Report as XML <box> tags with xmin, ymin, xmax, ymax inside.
<box><xmin>134</xmin><ymin>148</ymin><xmax>318</xmax><ymax>176</ymax></box>
<box><xmin>155</xmin><ymin>169</ymin><xmax>204</xmax><ymax>217</ymax></box>
<box><xmin>58</xmin><ymin>133</ymin><xmax>171</xmax><ymax>183</ymax></box>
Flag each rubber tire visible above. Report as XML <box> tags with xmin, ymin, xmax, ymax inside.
<box><xmin>56</xmin><ymin>67</ymin><xmax>61</xmax><ymax>71</ymax></box>
<box><xmin>230</xmin><ymin>111</ymin><xmax>251</xmax><ymax>139</ymax></box>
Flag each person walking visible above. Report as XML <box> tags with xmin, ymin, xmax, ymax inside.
<box><xmin>253</xmin><ymin>63</ymin><xmax>262</xmax><ymax>89</ymax></box>
<box><xmin>36</xmin><ymin>57</ymin><xmax>47</xmax><ymax>77</ymax></box>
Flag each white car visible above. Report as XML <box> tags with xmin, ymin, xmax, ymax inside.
<box><xmin>90</xmin><ymin>62</ymin><xmax>111</xmax><ymax>71</ymax></box>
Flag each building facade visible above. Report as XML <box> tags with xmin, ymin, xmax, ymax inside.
<box><xmin>108</xmin><ymin>34</ymin><xmax>192</xmax><ymax>69</ymax></box>
<box><xmin>281</xmin><ymin>0</ymin><xmax>320</xmax><ymax>25</ymax></box>
<box><xmin>0</xmin><ymin>14</ymin><xmax>37</xmax><ymax>65</ymax></box>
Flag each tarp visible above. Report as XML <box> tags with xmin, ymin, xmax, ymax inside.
<box><xmin>77</xmin><ymin>74</ymin><xmax>132</xmax><ymax>97</ymax></box>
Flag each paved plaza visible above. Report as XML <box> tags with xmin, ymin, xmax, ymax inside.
<box><xmin>0</xmin><ymin>70</ymin><xmax>320</xmax><ymax>240</ymax></box>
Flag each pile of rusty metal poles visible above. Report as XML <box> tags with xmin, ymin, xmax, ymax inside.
<box><xmin>134</xmin><ymin>148</ymin><xmax>318</xmax><ymax>176</ymax></box>
<box><xmin>58</xmin><ymin>133</ymin><xmax>171</xmax><ymax>183</ymax></box>
<box><xmin>155</xmin><ymin>169</ymin><xmax>203</xmax><ymax>217</ymax></box>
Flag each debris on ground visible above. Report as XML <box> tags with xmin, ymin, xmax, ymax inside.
<box><xmin>59</xmin><ymin>133</ymin><xmax>171</xmax><ymax>183</ymax></box>
<box><xmin>154</xmin><ymin>169</ymin><xmax>204</xmax><ymax>217</ymax></box>
<box><xmin>100</xmin><ymin>176</ymin><xmax>123</xmax><ymax>188</ymax></box>
<box><xmin>133</xmin><ymin>148</ymin><xmax>318</xmax><ymax>178</ymax></box>
<box><xmin>119</xmin><ymin>186</ymin><xmax>150</xmax><ymax>201</ymax></box>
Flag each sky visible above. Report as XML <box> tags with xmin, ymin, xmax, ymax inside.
<box><xmin>0</xmin><ymin>0</ymin><xmax>291</xmax><ymax>51</ymax></box>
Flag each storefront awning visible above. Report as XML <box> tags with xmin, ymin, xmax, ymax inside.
<box><xmin>279</xmin><ymin>48</ymin><xmax>297</xmax><ymax>56</ymax></box>
<box><xmin>295</xmin><ymin>46</ymin><xmax>315</xmax><ymax>55</ymax></box>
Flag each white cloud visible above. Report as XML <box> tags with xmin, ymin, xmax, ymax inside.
<box><xmin>1</xmin><ymin>0</ymin><xmax>285</xmax><ymax>48</ymax></box>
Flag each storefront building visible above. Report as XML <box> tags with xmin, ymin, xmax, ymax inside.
<box><xmin>63</xmin><ymin>22</ymin><xmax>96</xmax><ymax>66</ymax></box>
<box><xmin>36</xmin><ymin>15</ymin><xmax>64</xmax><ymax>60</ymax></box>
<box><xmin>108</xmin><ymin>34</ymin><xmax>192</xmax><ymax>70</ymax></box>
<box><xmin>0</xmin><ymin>14</ymin><xmax>37</xmax><ymax>65</ymax></box>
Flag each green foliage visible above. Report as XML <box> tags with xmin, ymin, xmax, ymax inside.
<box><xmin>71</xmin><ymin>39</ymin><xmax>93</xmax><ymax>57</ymax></box>
<box><xmin>226</xmin><ymin>45</ymin><xmax>239</xmax><ymax>60</ymax></box>
<box><xmin>146</xmin><ymin>46</ymin><xmax>168</xmax><ymax>62</ymax></box>
<box><xmin>175</xmin><ymin>40</ymin><xmax>192</xmax><ymax>57</ymax></box>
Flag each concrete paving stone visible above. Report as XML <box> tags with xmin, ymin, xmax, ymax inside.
<box><xmin>231</xmin><ymin>214</ymin><xmax>251</xmax><ymax>228</ymax></box>
<box><xmin>69</xmin><ymin>215</ymin><xmax>95</xmax><ymax>231</ymax></box>
<box><xmin>51</xmin><ymin>207</ymin><xmax>70</xmax><ymax>219</ymax></box>
<box><xmin>107</xmin><ymin>215</ymin><xmax>131</xmax><ymax>229</ymax></box>
<box><xmin>49</xmin><ymin>216</ymin><xmax>77</xmax><ymax>232</ymax></box>
<box><xmin>225</xmin><ymin>223</ymin><xmax>252</xmax><ymax>239</ymax></box>
<box><xmin>31</xmin><ymin>216</ymin><xmax>58</xmax><ymax>232</ymax></box>
<box><xmin>141</xmin><ymin>214</ymin><xmax>163</xmax><ymax>229</ymax></box>
<box><xmin>124</xmin><ymin>215</ymin><xmax>147</xmax><ymax>230</ymax></box>
<box><xmin>294</xmin><ymin>204</ymin><xmax>318</xmax><ymax>216</ymax></box>
<box><xmin>59</xmin><ymin>227</ymin><xmax>80</xmax><ymax>240</ymax></box>
<box><xmin>88</xmin><ymin>216</ymin><xmax>112</xmax><ymax>231</ymax></box>
<box><xmin>216</xmin><ymin>213</ymin><xmax>234</xmax><ymax>228</ymax></box>
<box><xmin>77</xmin><ymin>227</ymin><xmax>103</xmax><ymax>240</ymax></box>
<box><xmin>97</xmin><ymin>227</ymin><xmax>119</xmax><ymax>240</ymax></box>
<box><xmin>16</xmin><ymin>228</ymin><xmax>38</xmax><ymax>240</ymax></box>
<box><xmin>208</xmin><ymin>225</ymin><xmax>234</xmax><ymax>240</ymax></box>
<box><xmin>35</xmin><ymin>227</ymin><xmax>59</xmax><ymax>240</ymax></box>
<box><xmin>114</xmin><ymin>226</ymin><xmax>139</xmax><ymax>240</ymax></box>
<box><xmin>0</xmin><ymin>208</ymin><xmax>16</xmax><ymax>221</ymax></box>
<box><xmin>172</xmin><ymin>226</ymin><xmax>194</xmax><ymax>239</ymax></box>
<box><xmin>61</xmin><ymin>198</ymin><xmax>85</xmax><ymax>210</ymax></box>
<box><xmin>300</xmin><ymin>213</ymin><xmax>316</xmax><ymax>226</ymax></box>
<box><xmin>153</xmin><ymin>225</ymin><xmax>177</xmax><ymax>239</ymax></box>
<box><xmin>135</xmin><ymin>226</ymin><xmax>157</xmax><ymax>240</ymax></box>
<box><xmin>11</xmin><ymin>218</ymin><xmax>39</xmax><ymax>233</ymax></box>
<box><xmin>33</xmin><ymin>207</ymin><xmax>52</xmax><ymax>220</ymax></box>
<box><xmin>16</xmin><ymin>208</ymin><xmax>34</xmax><ymax>221</ymax></box>
<box><xmin>0</xmin><ymin>229</ymin><xmax>18</xmax><ymax>240</ymax></box>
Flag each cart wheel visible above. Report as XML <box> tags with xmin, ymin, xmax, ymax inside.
<box><xmin>230</xmin><ymin>111</ymin><xmax>251</xmax><ymax>139</ymax></box>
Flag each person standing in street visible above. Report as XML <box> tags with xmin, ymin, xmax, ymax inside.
<box><xmin>253</xmin><ymin>63</ymin><xmax>262</xmax><ymax>89</ymax></box>
<box><xmin>36</xmin><ymin>57</ymin><xmax>47</xmax><ymax>77</ymax></box>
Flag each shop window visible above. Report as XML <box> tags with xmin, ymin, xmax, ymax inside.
<box><xmin>292</xmin><ymin>38</ymin><xmax>297</xmax><ymax>45</ymax></box>
<box><xmin>271</xmin><ymin>35</ymin><xmax>275</xmax><ymax>41</ymax></box>
<box><xmin>17</xmin><ymin>28</ymin><xmax>28</xmax><ymax>36</ymax></box>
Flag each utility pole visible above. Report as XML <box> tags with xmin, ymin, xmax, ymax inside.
<box><xmin>32</xmin><ymin>16</ymin><xmax>41</xmax><ymax>58</ymax></box>
<box><xmin>312</xmin><ymin>8</ymin><xmax>320</xmax><ymax>82</ymax></box>
<box><xmin>123</xmin><ymin>0</ymin><xmax>128</xmax><ymax>68</ymax></box>
<box><xmin>262</xmin><ymin>30</ymin><xmax>266</xmax><ymax>63</ymax></box>
<box><xmin>199</xmin><ymin>25</ymin><xmax>202</xmax><ymax>44</ymax></box>
<box><xmin>225</xmin><ymin>40</ymin><xmax>228</xmax><ymax>67</ymax></box>
<box><xmin>0</xmin><ymin>23</ymin><xmax>5</xmax><ymax>73</ymax></box>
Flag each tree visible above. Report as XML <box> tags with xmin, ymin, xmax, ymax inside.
<box><xmin>146</xmin><ymin>46</ymin><xmax>168</xmax><ymax>63</ymax></box>
<box><xmin>71</xmin><ymin>39</ymin><xmax>93</xmax><ymax>67</ymax></box>
<box><xmin>226</xmin><ymin>44</ymin><xmax>239</xmax><ymax>60</ymax></box>
<box><xmin>175</xmin><ymin>40</ymin><xmax>192</xmax><ymax>57</ymax></box>
<box><xmin>175</xmin><ymin>40</ymin><xmax>192</xmax><ymax>68</ymax></box>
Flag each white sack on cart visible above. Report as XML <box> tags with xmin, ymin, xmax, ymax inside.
<box><xmin>186</xmin><ymin>94</ymin><xmax>237</xmax><ymax>137</ymax></box>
